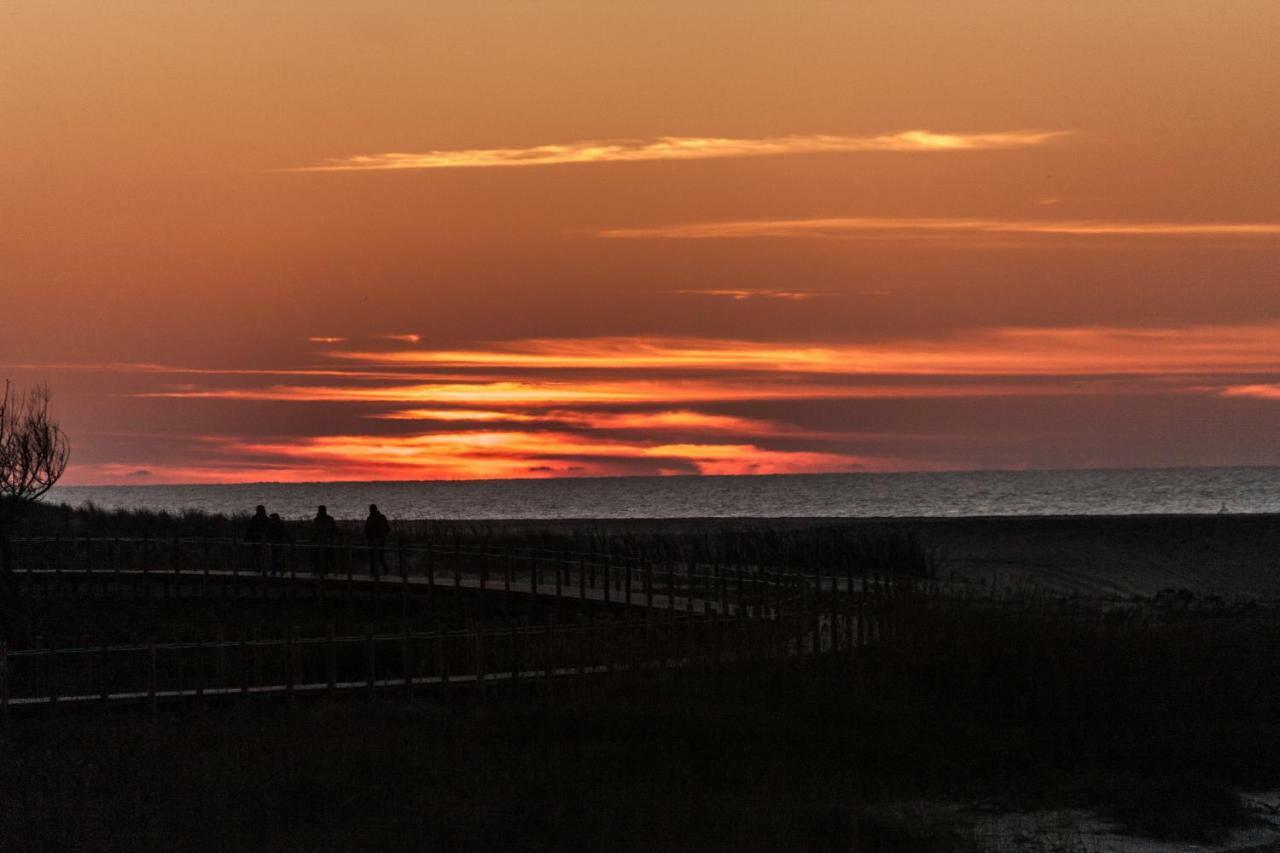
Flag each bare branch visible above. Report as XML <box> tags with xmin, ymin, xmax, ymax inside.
<box><xmin>0</xmin><ymin>380</ymin><xmax>71</xmax><ymax>508</ymax></box>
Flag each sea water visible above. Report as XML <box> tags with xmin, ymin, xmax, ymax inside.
<box><xmin>48</xmin><ymin>467</ymin><xmax>1280</xmax><ymax>520</ymax></box>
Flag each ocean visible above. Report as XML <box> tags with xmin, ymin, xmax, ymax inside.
<box><xmin>47</xmin><ymin>467</ymin><xmax>1280</xmax><ymax>520</ymax></box>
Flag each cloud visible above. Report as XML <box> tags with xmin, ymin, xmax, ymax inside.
<box><xmin>1219</xmin><ymin>384</ymin><xmax>1280</xmax><ymax>401</ymax></box>
<box><xmin>308</xmin><ymin>336</ymin><xmax>347</xmax><ymax>344</ymax></box>
<box><xmin>289</xmin><ymin>130</ymin><xmax>1065</xmax><ymax>172</ymax></box>
<box><xmin>98</xmin><ymin>322</ymin><xmax>1280</xmax><ymax>484</ymax></box>
<box><xmin>140</xmin><ymin>378</ymin><xmax>1113</xmax><ymax>406</ymax></box>
<box><xmin>326</xmin><ymin>326</ymin><xmax>1280</xmax><ymax>377</ymax></box>
<box><xmin>599</xmin><ymin>217</ymin><xmax>1280</xmax><ymax>240</ymax></box>
<box><xmin>227</xmin><ymin>430</ymin><xmax>875</xmax><ymax>479</ymax></box>
<box><xmin>672</xmin><ymin>289</ymin><xmax>830</xmax><ymax>301</ymax></box>
<box><xmin>379</xmin><ymin>333</ymin><xmax>422</xmax><ymax>344</ymax></box>
<box><xmin>373</xmin><ymin>408</ymin><xmax>798</xmax><ymax>436</ymax></box>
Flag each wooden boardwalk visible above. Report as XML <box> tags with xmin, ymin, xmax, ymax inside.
<box><xmin>1</xmin><ymin>537</ymin><xmax>909</xmax><ymax>716</ymax></box>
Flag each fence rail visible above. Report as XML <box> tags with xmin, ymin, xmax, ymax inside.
<box><xmin>0</xmin><ymin>536</ymin><xmax>923</xmax><ymax>715</ymax></box>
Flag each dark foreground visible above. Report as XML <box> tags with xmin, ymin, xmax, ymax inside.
<box><xmin>4</xmin><ymin>506</ymin><xmax>1280</xmax><ymax>850</ymax></box>
<box><xmin>4</xmin><ymin>597</ymin><xmax>1280</xmax><ymax>851</ymax></box>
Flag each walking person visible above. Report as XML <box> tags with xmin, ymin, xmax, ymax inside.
<box><xmin>364</xmin><ymin>503</ymin><xmax>391</xmax><ymax>580</ymax></box>
<box><xmin>244</xmin><ymin>504</ymin><xmax>269</xmax><ymax>574</ymax></box>
<box><xmin>310</xmin><ymin>505</ymin><xmax>339</xmax><ymax>577</ymax></box>
<box><xmin>266</xmin><ymin>512</ymin><xmax>291</xmax><ymax>575</ymax></box>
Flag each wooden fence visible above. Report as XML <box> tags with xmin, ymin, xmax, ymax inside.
<box><xmin>0</xmin><ymin>537</ymin><xmax>919</xmax><ymax>715</ymax></box>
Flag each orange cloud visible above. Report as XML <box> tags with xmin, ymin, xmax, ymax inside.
<box><xmin>374</xmin><ymin>408</ymin><xmax>797</xmax><ymax>435</ymax></box>
<box><xmin>328</xmin><ymin>326</ymin><xmax>1280</xmax><ymax>377</ymax></box>
<box><xmin>290</xmin><ymin>130</ymin><xmax>1065</xmax><ymax>172</ymax></box>
<box><xmin>227</xmin><ymin>430</ymin><xmax>875</xmax><ymax>479</ymax></box>
<box><xmin>1220</xmin><ymin>384</ymin><xmax>1280</xmax><ymax>401</ymax></box>
<box><xmin>103</xmin><ymin>323</ymin><xmax>1280</xmax><ymax>484</ymax></box>
<box><xmin>672</xmin><ymin>289</ymin><xmax>830</xmax><ymax>301</ymax></box>
<box><xmin>141</xmin><ymin>377</ymin><xmax>1115</xmax><ymax>406</ymax></box>
<box><xmin>372</xmin><ymin>408</ymin><xmax>540</xmax><ymax>422</ymax></box>
<box><xmin>379</xmin><ymin>333</ymin><xmax>422</xmax><ymax>344</ymax></box>
<box><xmin>599</xmin><ymin>217</ymin><xmax>1280</xmax><ymax>240</ymax></box>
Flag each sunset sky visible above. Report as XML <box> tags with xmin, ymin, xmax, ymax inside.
<box><xmin>4</xmin><ymin>1</ymin><xmax>1279</xmax><ymax>484</ymax></box>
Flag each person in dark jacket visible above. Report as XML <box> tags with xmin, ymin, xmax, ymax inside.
<box><xmin>245</xmin><ymin>505</ymin><xmax>269</xmax><ymax>543</ymax></box>
<box><xmin>266</xmin><ymin>512</ymin><xmax>291</xmax><ymax>575</ymax></box>
<box><xmin>310</xmin><ymin>505</ymin><xmax>339</xmax><ymax>576</ymax></box>
<box><xmin>364</xmin><ymin>504</ymin><xmax>391</xmax><ymax>579</ymax></box>
<box><xmin>245</xmin><ymin>505</ymin><xmax>269</xmax><ymax>574</ymax></box>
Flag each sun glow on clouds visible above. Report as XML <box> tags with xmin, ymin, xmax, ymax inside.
<box><xmin>673</xmin><ymin>289</ymin><xmax>829</xmax><ymax>301</ymax></box>
<box><xmin>599</xmin><ymin>217</ymin><xmax>1280</xmax><ymax>240</ymax></box>
<box><xmin>1220</xmin><ymin>385</ymin><xmax>1280</xmax><ymax>401</ymax></box>
<box><xmin>328</xmin><ymin>326</ymin><xmax>1280</xmax><ymax>377</ymax></box>
<box><xmin>228</xmin><ymin>432</ymin><xmax>870</xmax><ymax>479</ymax></box>
<box><xmin>290</xmin><ymin>130</ymin><xmax>1065</xmax><ymax>172</ymax></box>
<box><xmin>374</xmin><ymin>408</ymin><xmax>794</xmax><ymax>436</ymax></box>
<box><xmin>86</xmin><ymin>321</ymin><xmax>1280</xmax><ymax>484</ymax></box>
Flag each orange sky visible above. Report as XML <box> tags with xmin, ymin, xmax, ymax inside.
<box><xmin>3</xmin><ymin>1</ymin><xmax>1279</xmax><ymax>484</ymax></box>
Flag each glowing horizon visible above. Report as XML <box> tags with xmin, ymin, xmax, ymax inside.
<box><xmin>7</xmin><ymin>2</ymin><xmax>1279</xmax><ymax>486</ymax></box>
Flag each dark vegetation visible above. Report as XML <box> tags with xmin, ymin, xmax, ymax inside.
<box><xmin>4</xmin><ymin>505</ymin><xmax>1280</xmax><ymax>850</ymax></box>
<box><xmin>3</xmin><ymin>600</ymin><xmax>1278</xmax><ymax>851</ymax></box>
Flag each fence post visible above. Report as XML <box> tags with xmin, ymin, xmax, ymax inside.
<box><xmin>402</xmin><ymin>621</ymin><xmax>413</xmax><ymax>701</ymax></box>
<box><xmin>171</xmin><ymin>536</ymin><xmax>180</xmax><ymax>600</ymax></box>
<box><xmin>366</xmin><ymin>624</ymin><xmax>376</xmax><ymax>700</ymax></box>
<box><xmin>438</xmin><ymin>624</ymin><xmax>450</xmax><ymax>698</ymax></box>
<box><xmin>453</xmin><ymin>543</ymin><xmax>462</xmax><ymax>612</ymax></box>
<box><xmin>53</xmin><ymin>535</ymin><xmax>63</xmax><ymax>595</ymax></box>
<box><xmin>240</xmin><ymin>633</ymin><xmax>250</xmax><ymax>698</ymax></box>
<box><xmin>544</xmin><ymin>615</ymin><xmax>555</xmax><ymax>697</ymax></box>
<box><xmin>215</xmin><ymin>626</ymin><xmax>226</xmax><ymax>694</ymax></box>
<box><xmin>736</xmin><ymin>564</ymin><xmax>745</xmax><ymax>615</ymax></box>
<box><xmin>480</xmin><ymin>543</ymin><xmax>491</xmax><ymax>618</ymax></box>
<box><xmin>326</xmin><ymin>625</ymin><xmax>337</xmax><ymax>696</ymax></box>
<box><xmin>400</xmin><ymin>540</ymin><xmax>410</xmax><ymax>618</ymax></box>
<box><xmin>286</xmin><ymin>627</ymin><xmax>296</xmax><ymax>707</ymax></box>
<box><xmin>148</xmin><ymin>637</ymin><xmax>157</xmax><ymax>716</ymax></box>
<box><xmin>474</xmin><ymin>624</ymin><xmax>485</xmax><ymax>700</ymax></box>
<box><xmin>111</xmin><ymin>540</ymin><xmax>120</xmax><ymax>599</ymax></box>
<box><xmin>511</xmin><ymin>624</ymin><xmax>521</xmax><ymax>688</ymax></box>
<box><xmin>99</xmin><ymin>640</ymin><xmax>110</xmax><ymax>707</ymax></box>
<box><xmin>427</xmin><ymin>542</ymin><xmax>436</xmax><ymax>602</ymax></box>
<box><xmin>625</xmin><ymin>562</ymin><xmax>633</xmax><ymax>607</ymax></box>
<box><xmin>0</xmin><ymin>640</ymin><xmax>8</xmax><ymax>721</ymax></box>
<box><xmin>578</xmin><ymin>558</ymin><xmax>586</xmax><ymax>602</ymax></box>
<box><xmin>194</xmin><ymin>635</ymin><xmax>205</xmax><ymax>703</ymax></box>
<box><xmin>603</xmin><ymin>562</ymin><xmax>611</xmax><ymax>605</ymax></box>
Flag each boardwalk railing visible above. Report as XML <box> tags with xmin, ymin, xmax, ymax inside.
<box><xmin>5</xmin><ymin>535</ymin><xmax>926</xmax><ymax>615</ymax></box>
<box><xmin>0</xmin><ymin>610</ymin><xmax>889</xmax><ymax>715</ymax></box>
<box><xmin>0</xmin><ymin>536</ymin><xmax>921</xmax><ymax>714</ymax></box>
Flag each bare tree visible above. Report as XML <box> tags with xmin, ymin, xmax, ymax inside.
<box><xmin>0</xmin><ymin>381</ymin><xmax>71</xmax><ymax>576</ymax></box>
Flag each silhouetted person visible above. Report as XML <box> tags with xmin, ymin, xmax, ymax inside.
<box><xmin>310</xmin><ymin>505</ymin><xmax>339</xmax><ymax>576</ymax></box>
<box><xmin>245</xmin><ymin>505</ymin><xmax>269</xmax><ymax>573</ymax></box>
<box><xmin>266</xmin><ymin>512</ymin><xmax>291</xmax><ymax>575</ymax></box>
<box><xmin>245</xmin><ymin>505</ymin><xmax>269</xmax><ymax>543</ymax></box>
<box><xmin>364</xmin><ymin>503</ymin><xmax>391</xmax><ymax>579</ymax></box>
